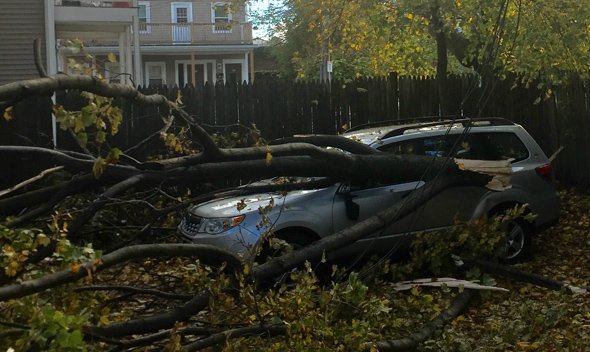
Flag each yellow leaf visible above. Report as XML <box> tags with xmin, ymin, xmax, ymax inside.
<box><xmin>36</xmin><ymin>234</ymin><xmax>51</xmax><ymax>247</ymax></box>
<box><xmin>265</xmin><ymin>151</ymin><xmax>273</xmax><ymax>166</ymax></box>
<box><xmin>107</xmin><ymin>52</ymin><xmax>117</xmax><ymax>63</ymax></box>
<box><xmin>3</xmin><ymin>106</ymin><xmax>13</xmax><ymax>121</ymax></box>
<box><xmin>175</xmin><ymin>90</ymin><xmax>183</xmax><ymax>105</ymax></box>
<box><xmin>99</xmin><ymin>314</ymin><xmax>110</xmax><ymax>325</ymax></box>
<box><xmin>70</xmin><ymin>263</ymin><xmax>81</xmax><ymax>273</ymax></box>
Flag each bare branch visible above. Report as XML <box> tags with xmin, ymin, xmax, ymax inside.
<box><xmin>271</xmin><ymin>134</ymin><xmax>379</xmax><ymax>155</ymax></box>
<box><xmin>6</xmin><ymin>173</ymin><xmax>99</xmax><ymax>227</ymax></box>
<box><xmin>107</xmin><ymin>326</ymin><xmax>216</xmax><ymax>351</ymax></box>
<box><xmin>86</xmin><ymin>291</ymin><xmax>210</xmax><ymax>338</ymax></box>
<box><xmin>0</xmin><ymin>166</ymin><xmax>64</xmax><ymax>198</ymax></box>
<box><xmin>124</xmin><ymin>115</ymin><xmax>175</xmax><ymax>155</ymax></box>
<box><xmin>367</xmin><ymin>290</ymin><xmax>473</xmax><ymax>351</ymax></box>
<box><xmin>181</xmin><ymin>323</ymin><xmax>287</xmax><ymax>352</ymax></box>
<box><xmin>67</xmin><ymin>175</ymin><xmax>146</xmax><ymax>236</ymax></box>
<box><xmin>74</xmin><ymin>285</ymin><xmax>194</xmax><ymax>301</ymax></box>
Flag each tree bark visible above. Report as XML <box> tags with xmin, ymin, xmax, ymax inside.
<box><xmin>430</xmin><ymin>1</ymin><xmax>448</xmax><ymax>115</ymax></box>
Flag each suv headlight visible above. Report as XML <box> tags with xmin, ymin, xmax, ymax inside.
<box><xmin>200</xmin><ymin>215</ymin><xmax>245</xmax><ymax>235</ymax></box>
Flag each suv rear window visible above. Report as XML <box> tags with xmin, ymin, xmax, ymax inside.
<box><xmin>378</xmin><ymin>132</ymin><xmax>529</xmax><ymax>162</ymax></box>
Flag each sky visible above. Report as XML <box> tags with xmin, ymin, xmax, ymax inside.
<box><xmin>249</xmin><ymin>0</ymin><xmax>282</xmax><ymax>38</ymax></box>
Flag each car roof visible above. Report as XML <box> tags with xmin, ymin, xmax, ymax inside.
<box><xmin>342</xmin><ymin>117</ymin><xmax>516</xmax><ymax>145</ymax></box>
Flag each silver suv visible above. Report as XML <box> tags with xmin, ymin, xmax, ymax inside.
<box><xmin>179</xmin><ymin>117</ymin><xmax>560</xmax><ymax>262</ymax></box>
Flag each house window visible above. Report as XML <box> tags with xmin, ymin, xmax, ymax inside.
<box><xmin>138</xmin><ymin>1</ymin><xmax>151</xmax><ymax>33</ymax></box>
<box><xmin>145</xmin><ymin>62</ymin><xmax>166</xmax><ymax>86</ymax></box>
<box><xmin>212</xmin><ymin>2</ymin><xmax>232</xmax><ymax>32</ymax></box>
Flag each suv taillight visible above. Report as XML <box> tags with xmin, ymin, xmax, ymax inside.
<box><xmin>535</xmin><ymin>163</ymin><xmax>553</xmax><ymax>177</ymax></box>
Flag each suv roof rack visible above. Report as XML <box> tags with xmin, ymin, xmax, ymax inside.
<box><xmin>378</xmin><ymin>117</ymin><xmax>515</xmax><ymax>140</ymax></box>
<box><xmin>345</xmin><ymin>116</ymin><xmax>514</xmax><ymax>133</ymax></box>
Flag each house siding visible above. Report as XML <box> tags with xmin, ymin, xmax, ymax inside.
<box><xmin>0</xmin><ymin>0</ymin><xmax>47</xmax><ymax>85</ymax></box>
<box><xmin>147</xmin><ymin>0</ymin><xmax>246</xmax><ymax>23</ymax></box>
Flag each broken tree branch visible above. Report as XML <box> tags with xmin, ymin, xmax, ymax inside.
<box><xmin>74</xmin><ymin>285</ymin><xmax>194</xmax><ymax>301</ymax></box>
<box><xmin>0</xmin><ymin>244</ymin><xmax>241</xmax><ymax>301</ymax></box>
<box><xmin>0</xmin><ymin>74</ymin><xmax>219</xmax><ymax>155</ymax></box>
<box><xmin>366</xmin><ymin>290</ymin><xmax>473</xmax><ymax>351</ymax></box>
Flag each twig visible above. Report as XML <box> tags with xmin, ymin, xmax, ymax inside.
<box><xmin>74</xmin><ymin>285</ymin><xmax>194</xmax><ymax>300</ymax></box>
<box><xmin>67</xmin><ymin>175</ymin><xmax>146</xmax><ymax>235</ymax></box>
<box><xmin>548</xmin><ymin>146</ymin><xmax>564</xmax><ymax>163</ymax></box>
<box><xmin>0</xmin><ymin>328</ymin><xmax>27</xmax><ymax>338</ymax></box>
<box><xmin>124</xmin><ymin>115</ymin><xmax>175</xmax><ymax>154</ymax></box>
<box><xmin>0</xmin><ymin>166</ymin><xmax>64</xmax><ymax>198</ymax></box>
<box><xmin>461</xmin><ymin>257</ymin><xmax>587</xmax><ymax>294</ymax></box>
<box><xmin>181</xmin><ymin>323</ymin><xmax>287</xmax><ymax>352</ymax></box>
<box><xmin>107</xmin><ymin>326</ymin><xmax>216</xmax><ymax>351</ymax></box>
<box><xmin>5</xmin><ymin>173</ymin><xmax>98</xmax><ymax>228</ymax></box>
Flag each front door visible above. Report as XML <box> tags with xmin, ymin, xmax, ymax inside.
<box><xmin>171</xmin><ymin>3</ymin><xmax>192</xmax><ymax>43</ymax></box>
<box><xmin>225</xmin><ymin>63</ymin><xmax>242</xmax><ymax>83</ymax></box>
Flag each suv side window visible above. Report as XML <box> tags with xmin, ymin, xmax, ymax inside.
<box><xmin>378</xmin><ymin>132</ymin><xmax>529</xmax><ymax>162</ymax></box>
<box><xmin>473</xmin><ymin>132</ymin><xmax>529</xmax><ymax>162</ymax></box>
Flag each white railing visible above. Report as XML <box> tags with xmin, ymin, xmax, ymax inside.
<box><xmin>55</xmin><ymin>0</ymin><xmax>133</xmax><ymax>7</ymax></box>
<box><xmin>139</xmin><ymin>22</ymin><xmax>253</xmax><ymax>45</ymax></box>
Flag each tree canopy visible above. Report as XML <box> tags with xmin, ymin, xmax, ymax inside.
<box><xmin>258</xmin><ymin>0</ymin><xmax>590</xmax><ymax>84</ymax></box>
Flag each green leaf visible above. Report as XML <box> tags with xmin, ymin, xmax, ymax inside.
<box><xmin>76</xmin><ymin>132</ymin><xmax>88</xmax><ymax>148</ymax></box>
<box><xmin>95</xmin><ymin>130</ymin><xmax>106</xmax><ymax>144</ymax></box>
<box><xmin>92</xmin><ymin>157</ymin><xmax>107</xmax><ymax>178</ymax></box>
<box><xmin>106</xmin><ymin>148</ymin><xmax>123</xmax><ymax>164</ymax></box>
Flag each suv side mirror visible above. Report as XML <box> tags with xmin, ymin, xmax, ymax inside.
<box><xmin>337</xmin><ymin>182</ymin><xmax>360</xmax><ymax>221</ymax></box>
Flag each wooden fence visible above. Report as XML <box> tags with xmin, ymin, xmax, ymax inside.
<box><xmin>1</xmin><ymin>74</ymin><xmax>589</xmax><ymax>188</ymax></box>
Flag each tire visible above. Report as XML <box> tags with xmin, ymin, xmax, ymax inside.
<box><xmin>256</xmin><ymin>228</ymin><xmax>318</xmax><ymax>263</ymax></box>
<box><xmin>499</xmin><ymin>218</ymin><xmax>532</xmax><ymax>263</ymax></box>
<box><xmin>256</xmin><ymin>228</ymin><xmax>321</xmax><ymax>287</ymax></box>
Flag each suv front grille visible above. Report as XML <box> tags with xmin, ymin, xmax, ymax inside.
<box><xmin>180</xmin><ymin>214</ymin><xmax>202</xmax><ymax>236</ymax></box>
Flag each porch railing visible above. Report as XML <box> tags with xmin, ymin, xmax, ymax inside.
<box><xmin>139</xmin><ymin>22</ymin><xmax>253</xmax><ymax>45</ymax></box>
<box><xmin>55</xmin><ymin>0</ymin><xmax>133</xmax><ymax>7</ymax></box>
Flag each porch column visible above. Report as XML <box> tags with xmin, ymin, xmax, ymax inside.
<box><xmin>119</xmin><ymin>31</ymin><xmax>126</xmax><ymax>84</ymax></box>
<box><xmin>44</xmin><ymin>0</ymin><xmax>58</xmax><ymax>147</ymax></box>
<box><xmin>132</xmin><ymin>0</ymin><xmax>142</xmax><ymax>86</ymax></box>
<box><xmin>125</xmin><ymin>26</ymin><xmax>133</xmax><ymax>85</ymax></box>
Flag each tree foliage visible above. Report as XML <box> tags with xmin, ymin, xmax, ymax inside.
<box><xmin>259</xmin><ymin>0</ymin><xmax>590</xmax><ymax>84</ymax></box>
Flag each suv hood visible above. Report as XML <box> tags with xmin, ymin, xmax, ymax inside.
<box><xmin>189</xmin><ymin>186</ymin><xmax>334</xmax><ymax>218</ymax></box>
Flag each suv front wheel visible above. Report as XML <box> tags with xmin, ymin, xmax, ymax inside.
<box><xmin>500</xmin><ymin>218</ymin><xmax>532</xmax><ymax>263</ymax></box>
